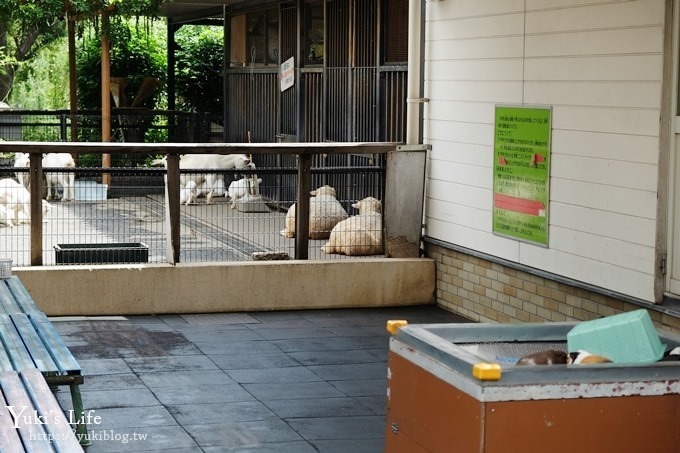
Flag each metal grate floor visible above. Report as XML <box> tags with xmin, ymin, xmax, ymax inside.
<box><xmin>459</xmin><ymin>341</ymin><xmax>567</xmax><ymax>365</ymax></box>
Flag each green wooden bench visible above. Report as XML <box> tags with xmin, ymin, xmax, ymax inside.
<box><xmin>0</xmin><ymin>368</ymin><xmax>84</xmax><ymax>452</ymax></box>
<box><xmin>0</xmin><ymin>277</ymin><xmax>89</xmax><ymax>446</ymax></box>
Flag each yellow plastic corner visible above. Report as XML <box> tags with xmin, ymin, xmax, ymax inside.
<box><xmin>386</xmin><ymin>320</ymin><xmax>408</xmax><ymax>335</ymax></box>
<box><xmin>472</xmin><ymin>363</ymin><xmax>502</xmax><ymax>381</ymax></box>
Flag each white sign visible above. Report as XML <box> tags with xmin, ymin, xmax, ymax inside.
<box><xmin>280</xmin><ymin>57</ymin><xmax>295</xmax><ymax>92</ymax></box>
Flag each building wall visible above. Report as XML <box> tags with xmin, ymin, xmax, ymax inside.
<box><xmin>427</xmin><ymin>243</ymin><xmax>680</xmax><ymax>334</ymax></box>
<box><xmin>423</xmin><ymin>1</ymin><xmax>666</xmax><ymax>305</ymax></box>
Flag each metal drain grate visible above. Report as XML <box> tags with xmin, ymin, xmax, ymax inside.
<box><xmin>181</xmin><ymin>313</ymin><xmax>260</xmax><ymax>325</ymax></box>
<box><xmin>459</xmin><ymin>342</ymin><xmax>567</xmax><ymax>365</ymax></box>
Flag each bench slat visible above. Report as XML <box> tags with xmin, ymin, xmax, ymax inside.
<box><xmin>0</xmin><ymin>371</ymin><xmax>53</xmax><ymax>453</ymax></box>
<box><xmin>0</xmin><ymin>340</ymin><xmax>15</xmax><ymax>371</ymax></box>
<box><xmin>21</xmin><ymin>368</ymin><xmax>84</xmax><ymax>452</ymax></box>
<box><xmin>0</xmin><ymin>281</ymin><xmax>24</xmax><ymax>314</ymax></box>
<box><xmin>0</xmin><ymin>383</ymin><xmax>25</xmax><ymax>453</ymax></box>
<box><xmin>30</xmin><ymin>313</ymin><xmax>81</xmax><ymax>375</ymax></box>
<box><xmin>11</xmin><ymin>315</ymin><xmax>59</xmax><ymax>374</ymax></box>
<box><xmin>6</xmin><ymin>277</ymin><xmax>41</xmax><ymax>313</ymax></box>
<box><xmin>0</xmin><ymin>315</ymin><xmax>35</xmax><ymax>371</ymax></box>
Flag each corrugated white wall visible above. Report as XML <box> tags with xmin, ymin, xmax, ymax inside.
<box><xmin>423</xmin><ymin>0</ymin><xmax>665</xmax><ymax>301</ymax></box>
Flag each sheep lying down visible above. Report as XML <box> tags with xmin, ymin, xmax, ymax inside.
<box><xmin>322</xmin><ymin>197</ymin><xmax>383</xmax><ymax>256</ymax></box>
<box><xmin>280</xmin><ymin>185</ymin><xmax>349</xmax><ymax>240</ymax></box>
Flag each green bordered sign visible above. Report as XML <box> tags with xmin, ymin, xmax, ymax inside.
<box><xmin>493</xmin><ymin>105</ymin><xmax>552</xmax><ymax>246</ymax></box>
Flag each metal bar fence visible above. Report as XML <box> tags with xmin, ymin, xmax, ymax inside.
<box><xmin>0</xmin><ymin>142</ymin><xmax>390</xmax><ymax>267</ymax></box>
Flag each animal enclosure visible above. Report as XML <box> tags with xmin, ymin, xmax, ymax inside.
<box><xmin>0</xmin><ymin>148</ymin><xmax>387</xmax><ymax>266</ymax></box>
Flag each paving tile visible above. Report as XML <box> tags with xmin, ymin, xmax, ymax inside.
<box><xmin>250</xmin><ymin>311</ymin><xmax>309</xmax><ymax>322</ymax></box>
<box><xmin>78</xmin><ymin>358</ymin><xmax>133</xmax><ymax>376</ymax></box>
<box><xmin>194</xmin><ymin>339</ymin><xmax>283</xmax><ymax>356</ymax></box>
<box><xmin>251</xmin><ymin>327</ymin><xmax>336</xmax><ymax>341</ymax></box>
<box><xmin>310</xmin><ymin>438</ymin><xmax>386</xmax><ymax>453</ymax></box>
<box><xmin>227</xmin><ymin>366</ymin><xmax>321</xmax><ymax>384</ymax></box>
<box><xmin>289</xmin><ymin>349</ymin><xmax>380</xmax><ymax>366</ymax></box>
<box><xmin>330</xmin><ymin>378</ymin><xmax>388</xmax><ymax>397</ymax></box>
<box><xmin>81</xmin><ymin>425</ymin><xmax>198</xmax><ymax>452</ymax></box>
<box><xmin>84</xmin><ymin>405</ymin><xmax>178</xmax><ymax>430</ymax></box>
<box><xmin>178</xmin><ymin>326</ymin><xmax>264</xmax><ymax>342</ymax></box>
<box><xmin>287</xmin><ymin>415</ymin><xmax>385</xmax><ymax>441</ymax></box>
<box><xmin>46</xmin><ymin>306</ymin><xmax>467</xmax><ymax>453</ymax></box>
<box><xmin>80</xmin><ymin>388</ymin><xmax>161</xmax><ymax>410</ymax></box>
<box><xmin>168</xmin><ymin>400</ymin><xmax>276</xmax><ymax>425</ymax></box>
<box><xmin>348</xmin><ymin>335</ymin><xmax>391</xmax><ymax>350</ymax></box>
<box><xmin>272</xmin><ymin>336</ymin><xmax>362</xmax><ymax>353</ymax></box>
<box><xmin>152</xmin><ymin>383</ymin><xmax>255</xmax><ymax>405</ymax></box>
<box><xmin>184</xmin><ymin>418</ymin><xmax>303</xmax><ymax>448</ymax></box>
<box><xmin>355</xmin><ymin>395</ymin><xmax>388</xmax><ymax>415</ymax></box>
<box><xmin>265</xmin><ymin>396</ymin><xmax>373</xmax><ymax>418</ymax></box>
<box><xmin>125</xmin><ymin>354</ymin><xmax>219</xmax><ymax>373</ymax></box>
<box><xmin>327</xmin><ymin>326</ymin><xmax>390</xmax><ymax>338</ymax></box>
<box><xmin>243</xmin><ymin>381</ymin><xmax>344</xmax><ymax>401</ymax></box>
<box><xmin>308</xmin><ymin>362</ymin><xmax>388</xmax><ymax>381</ymax></box>
<box><xmin>246</xmin><ymin>317</ymin><xmax>317</xmax><ymax>329</ymax></box>
<box><xmin>80</xmin><ymin>373</ymin><xmax>147</xmax><ymax>391</ymax></box>
<box><xmin>203</xmin><ymin>441</ymin><xmax>318</xmax><ymax>453</ymax></box>
<box><xmin>137</xmin><ymin>369</ymin><xmax>234</xmax><ymax>388</ymax></box>
<box><xmin>211</xmin><ymin>352</ymin><xmax>300</xmax><ymax>370</ymax></box>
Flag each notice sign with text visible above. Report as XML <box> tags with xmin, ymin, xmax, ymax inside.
<box><xmin>493</xmin><ymin>105</ymin><xmax>552</xmax><ymax>246</ymax></box>
<box><xmin>280</xmin><ymin>57</ymin><xmax>295</xmax><ymax>92</ymax></box>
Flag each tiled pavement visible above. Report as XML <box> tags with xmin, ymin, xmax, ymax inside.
<box><xmin>51</xmin><ymin>305</ymin><xmax>469</xmax><ymax>452</ymax></box>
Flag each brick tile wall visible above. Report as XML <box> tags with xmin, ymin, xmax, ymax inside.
<box><xmin>426</xmin><ymin>243</ymin><xmax>680</xmax><ymax>334</ymax></box>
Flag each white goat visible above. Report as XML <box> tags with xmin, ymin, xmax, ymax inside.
<box><xmin>280</xmin><ymin>185</ymin><xmax>349</xmax><ymax>240</ymax></box>
<box><xmin>321</xmin><ymin>197</ymin><xmax>383</xmax><ymax>256</ymax></box>
<box><xmin>227</xmin><ymin>176</ymin><xmax>262</xmax><ymax>209</ymax></box>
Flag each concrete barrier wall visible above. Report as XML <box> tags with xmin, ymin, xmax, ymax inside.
<box><xmin>14</xmin><ymin>258</ymin><xmax>435</xmax><ymax>316</ymax></box>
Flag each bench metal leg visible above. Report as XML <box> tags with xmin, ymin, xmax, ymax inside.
<box><xmin>70</xmin><ymin>383</ymin><xmax>92</xmax><ymax>446</ymax></box>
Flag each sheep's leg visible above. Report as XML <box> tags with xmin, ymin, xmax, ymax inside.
<box><xmin>205</xmin><ymin>174</ymin><xmax>215</xmax><ymax>204</ymax></box>
<box><xmin>45</xmin><ymin>177</ymin><xmax>54</xmax><ymax>200</ymax></box>
<box><xmin>62</xmin><ymin>174</ymin><xmax>75</xmax><ymax>201</ymax></box>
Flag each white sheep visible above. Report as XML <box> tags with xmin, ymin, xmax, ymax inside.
<box><xmin>179</xmin><ymin>180</ymin><xmax>198</xmax><ymax>205</ymax></box>
<box><xmin>0</xmin><ymin>203</ymin><xmax>12</xmax><ymax>227</ymax></box>
<box><xmin>42</xmin><ymin>153</ymin><xmax>76</xmax><ymax>201</ymax></box>
<box><xmin>227</xmin><ymin>176</ymin><xmax>262</xmax><ymax>209</ymax></box>
<box><xmin>14</xmin><ymin>152</ymin><xmax>30</xmax><ymax>187</ymax></box>
<box><xmin>0</xmin><ymin>178</ymin><xmax>52</xmax><ymax>225</ymax></box>
<box><xmin>280</xmin><ymin>185</ymin><xmax>349</xmax><ymax>240</ymax></box>
<box><xmin>321</xmin><ymin>197</ymin><xmax>383</xmax><ymax>256</ymax></box>
<box><xmin>154</xmin><ymin>154</ymin><xmax>254</xmax><ymax>204</ymax></box>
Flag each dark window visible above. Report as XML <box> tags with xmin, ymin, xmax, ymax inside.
<box><xmin>305</xmin><ymin>1</ymin><xmax>324</xmax><ymax>65</ymax></box>
<box><xmin>231</xmin><ymin>8</ymin><xmax>279</xmax><ymax>66</ymax></box>
<box><xmin>384</xmin><ymin>0</ymin><xmax>408</xmax><ymax>63</ymax></box>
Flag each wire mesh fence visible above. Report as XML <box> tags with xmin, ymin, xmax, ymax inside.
<box><xmin>0</xmin><ymin>154</ymin><xmax>386</xmax><ymax>267</ymax></box>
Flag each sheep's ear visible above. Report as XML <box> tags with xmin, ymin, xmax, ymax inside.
<box><xmin>310</xmin><ymin>190</ymin><xmax>316</xmax><ymax>196</ymax></box>
<box><xmin>352</xmin><ymin>202</ymin><xmax>359</xmax><ymax>209</ymax></box>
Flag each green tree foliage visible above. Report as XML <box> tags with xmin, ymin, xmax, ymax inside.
<box><xmin>0</xmin><ymin>0</ymin><xmax>167</xmax><ymax>104</ymax></box>
<box><xmin>10</xmin><ymin>37</ymin><xmax>70</xmax><ymax>110</ymax></box>
<box><xmin>69</xmin><ymin>0</ymin><xmax>165</xmax><ymax>20</ymax></box>
<box><xmin>0</xmin><ymin>0</ymin><xmax>66</xmax><ymax>102</ymax></box>
<box><xmin>175</xmin><ymin>26</ymin><xmax>223</xmax><ymax>113</ymax></box>
<box><xmin>75</xmin><ymin>19</ymin><xmax>166</xmax><ymax>110</ymax></box>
